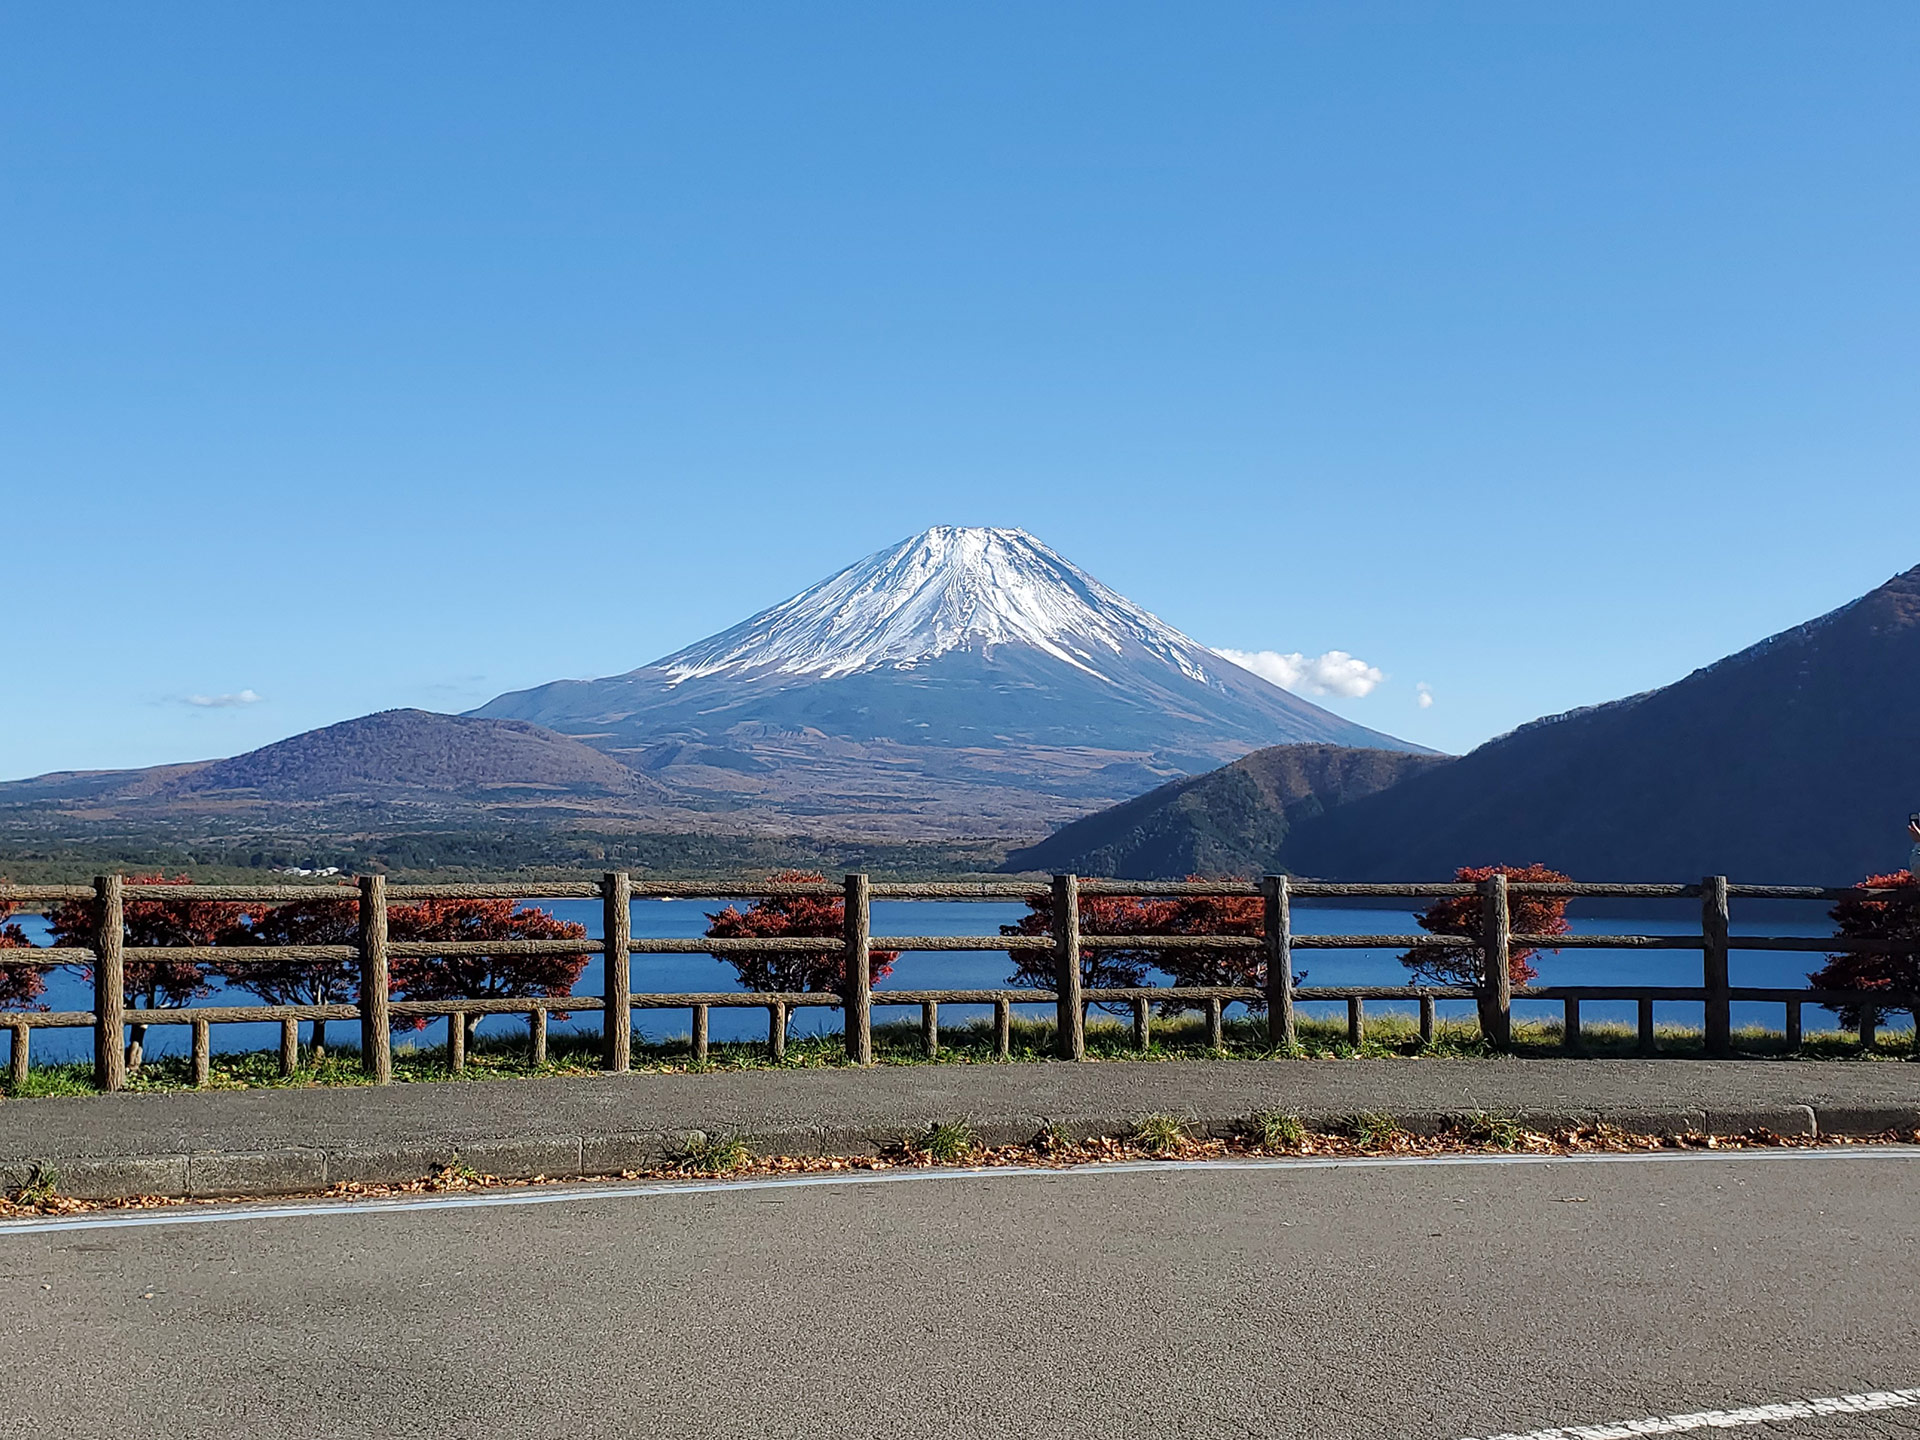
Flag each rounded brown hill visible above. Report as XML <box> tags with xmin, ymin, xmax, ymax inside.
<box><xmin>163</xmin><ymin>709</ymin><xmax>658</xmax><ymax>802</ymax></box>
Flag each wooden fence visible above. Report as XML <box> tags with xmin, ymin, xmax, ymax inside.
<box><xmin>0</xmin><ymin>873</ymin><xmax>1913</xmax><ymax>1091</ymax></box>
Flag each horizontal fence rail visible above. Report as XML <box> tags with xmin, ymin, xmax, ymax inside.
<box><xmin>0</xmin><ymin>870</ymin><xmax>1914</xmax><ymax>1090</ymax></box>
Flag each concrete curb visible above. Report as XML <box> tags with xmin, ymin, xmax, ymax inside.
<box><xmin>10</xmin><ymin>1100</ymin><xmax>1917</xmax><ymax>1201</ymax></box>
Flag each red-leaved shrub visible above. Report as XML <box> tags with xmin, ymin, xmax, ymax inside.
<box><xmin>1002</xmin><ymin>881</ymin><xmax>1271</xmax><ymax>1012</ymax></box>
<box><xmin>705</xmin><ymin>872</ymin><xmax>897</xmax><ymax>993</ymax></box>
<box><xmin>1808</xmin><ymin>870</ymin><xmax>1920</xmax><ymax>1028</ymax></box>
<box><xmin>47</xmin><ymin>875</ymin><xmax>242</xmax><ymax>1069</ymax></box>
<box><xmin>1403</xmin><ymin>864</ymin><xmax>1572</xmax><ymax>989</ymax></box>
<box><xmin>387</xmin><ymin>898</ymin><xmax>592</xmax><ymax>1046</ymax></box>
<box><xmin>0</xmin><ymin>890</ymin><xmax>48</xmax><ymax>1012</ymax></box>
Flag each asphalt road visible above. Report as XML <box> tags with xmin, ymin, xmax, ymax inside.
<box><xmin>3</xmin><ymin>1150</ymin><xmax>1918</xmax><ymax>1439</ymax></box>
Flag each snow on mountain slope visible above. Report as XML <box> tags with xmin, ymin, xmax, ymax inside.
<box><xmin>477</xmin><ymin>524</ymin><xmax>1425</xmax><ymax>754</ymax></box>
<box><xmin>657</xmin><ymin>526</ymin><xmax>1219</xmax><ymax>686</ymax></box>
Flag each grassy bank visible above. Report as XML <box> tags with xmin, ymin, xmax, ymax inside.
<box><xmin>4</xmin><ymin>1010</ymin><xmax>1915</xmax><ymax>1099</ymax></box>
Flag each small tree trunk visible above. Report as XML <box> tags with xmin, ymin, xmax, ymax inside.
<box><xmin>310</xmin><ymin>1017</ymin><xmax>327</xmax><ymax>1064</ymax></box>
<box><xmin>1471</xmin><ymin>947</ymin><xmax>1498</xmax><ymax>1038</ymax></box>
<box><xmin>125</xmin><ymin>984</ymin><xmax>156</xmax><ymax>1073</ymax></box>
<box><xmin>464</xmin><ymin>1012</ymin><xmax>481</xmax><ymax>1052</ymax></box>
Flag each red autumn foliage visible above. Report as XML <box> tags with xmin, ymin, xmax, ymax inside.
<box><xmin>0</xmin><ymin>891</ymin><xmax>49</xmax><ymax>1011</ymax></box>
<box><xmin>1807</xmin><ymin>870</ymin><xmax>1920</xmax><ymax>1027</ymax></box>
<box><xmin>705</xmin><ymin>872</ymin><xmax>897</xmax><ymax>992</ymax></box>
<box><xmin>225</xmin><ymin>891</ymin><xmax>362</xmax><ymax>1053</ymax></box>
<box><xmin>47</xmin><ymin>874</ymin><xmax>250</xmax><ymax>1068</ymax></box>
<box><xmin>1158</xmin><ymin>891</ymin><xmax>1269</xmax><ymax>1007</ymax></box>
<box><xmin>1003</xmin><ymin>891</ymin><xmax>1164</xmax><ymax>999</ymax></box>
<box><xmin>47</xmin><ymin>874</ymin><xmax>242</xmax><ymax>1012</ymax></box>
<box><xmin>223</xmin><ymin>892</ymin><xmax>589</xmax><ymax>1033</ymax></box>
<box><xmin>1403</xmin><ymin>864</ymin><xmax>1571</xmax><ymax>988</ymax></box>
<box><xmin>385</xmin><ymin>898</ymin><xmax>592</xmax><ymax>1041</ymax></box>
<box><xmin>46</xmin><ymin>876</ymin><xmax>591</xmax><ymax>1059</ymax></box>
<box><xmin>1002</xmin><ymin>881</ymin><xmax>1273</xmax><ymax>1011</ymax></box>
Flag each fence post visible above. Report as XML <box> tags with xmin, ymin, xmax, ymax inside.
<box><xmin>8</xmin><ymin>1021</ymin><xmax>28</xmax><ymax>1092</ymax></box>
<box><xmin>843</xmin><ymin>874</ymin><xmax>872</xmax><ymax>1064</ymax></box>
<box><xmin>279</xmin><ymin>1017</ymin><xmax>299</xmax><ymax>1076</ymax></box>
<box><xmin>768</xmin><ymin>1001</ymin><xmax>787</xmax><ymax>1062</ymax></box>
<box><xmin>602</xmin><ymin>871</ymin><xmax>632</xmax><ymax>1073</ymax></box>
<box><xmin>993</xmin><ymin>998</ymin><xmax>1011</xmax><ymax>1059</ymax></box>
<box><xmin>1702</xmin><ymin>875</ymin><xmax>1731</xmax><ymax>1057</ymax></box>
<box><xmin>1052</xmin><ymin>875</ymin><xmax>1084</xmax><ymax>1061</ymax></box>
<box><xmin>1263</xmin><ymin>875</ymin><xmax>1296</xmax><ymax>1052</ymax></box>
<box><xmin>187</xmin><ymin>1017</ymin><xmax>208</xmax><ymax>1087</ymax></box>
<box><xmin>921</xmin><ymin>1001</ymin><xmax>939</xmax><ymax>1058</ymax></box>
<box><xmin>92</xmin><ymin>874</ymin><xmax>125</xmax><ymax>1092</ymax></box>
<box><xmin>357</xmin><ymin>875</ymin><xmax>392</xmax><ymax>1084</ymax></box>
<box><xmin>1479</xmin><ymin>874</ymin><xmax>1512</xmax><ymax>1049</ymax></box>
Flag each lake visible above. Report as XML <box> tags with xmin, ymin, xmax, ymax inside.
<box><xmin>5</xmin><ymin>897</ymin><xmax>1881</xmax><ymax>1063</ymax></box>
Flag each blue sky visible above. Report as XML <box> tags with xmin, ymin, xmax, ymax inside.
<box><xmin>3</xmin><ymin>3</ymin><xmax>1915</xmax><ymax>778</ymax></box>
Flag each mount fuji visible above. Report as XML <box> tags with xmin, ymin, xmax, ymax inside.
<box><xmin>472</xmin><ymin>527</ymin><xmax>1424</xmax><ymax>837</ymax></box>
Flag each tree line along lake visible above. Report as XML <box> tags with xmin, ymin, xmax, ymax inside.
<box><xmin>6</xmin><ymin>896</ymin><xmax>1889</xmax><ymax>1064</ymax></box>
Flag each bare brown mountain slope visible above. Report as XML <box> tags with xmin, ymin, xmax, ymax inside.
<box><xmin>163</xmin><ymin>710</ymin><xmax>664</xmax><ymax>802</ymax></box>
<box><xmin>0</xmin><ymin>710</ymin><xmax>681</xmax><ymax>825</ymax></box>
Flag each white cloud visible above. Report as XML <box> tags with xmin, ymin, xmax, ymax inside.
<box><xmin>1416</xmin><ymin>682</ymin><xmax>1434</xmax><ymax>709</ymax></box>
<box><xmin>1215</xmin><ymin>648</ymin><xmax>1385</xmax><ymax>699</ymax></box>
<box><xmin>183</xmin><ymin>689</ymin><xmax>263</xmax><ymax>708</ymax></box>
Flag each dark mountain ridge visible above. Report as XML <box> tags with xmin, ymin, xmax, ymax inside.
<box><xmin>1005</xmin><ymin>743</ymin><xmax>1446</xmax><ymax>877</ymax></box>
<box><xmin>1019</xmin><ymin>565</ymin><xmax>1920</xmax><ymax>884</ymax></box>
<box><xmin>1287</xmin><ymin>564</ymin><xmax>1920</xmax><ymax>884</ymax></box>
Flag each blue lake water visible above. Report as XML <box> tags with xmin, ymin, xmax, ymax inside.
<box><xmin>6</xmin><ymin>898</ymin><xmax>1889</xmax><ymax>1063</ymax></box>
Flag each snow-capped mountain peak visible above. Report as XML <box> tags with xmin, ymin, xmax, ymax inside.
<box><xmin>471</xmin><ymin>524</ymin><xmax>1428</xmax><ymax>809</ymax></box>
<box><xmin>655</xmin><ymin>526</ymin><xmax>1221</xmax><ymax>686</ymax></box>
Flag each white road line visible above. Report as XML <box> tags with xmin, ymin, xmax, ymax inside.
<box><xmin>1465</xmin><ymin>1386</ymin><xmax>1920</xmax><ymax>1438</ymax></box>
<box><xmin>2</xmin><ymin>1144</ymin><xmax>1916</xmax><ymax>1238</ymax></box>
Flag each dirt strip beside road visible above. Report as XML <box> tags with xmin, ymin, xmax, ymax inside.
<box><xmin>2</xmin><ymin>1057</ymin><xmax>1916</xmax><ymax>1199</ymax></box>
